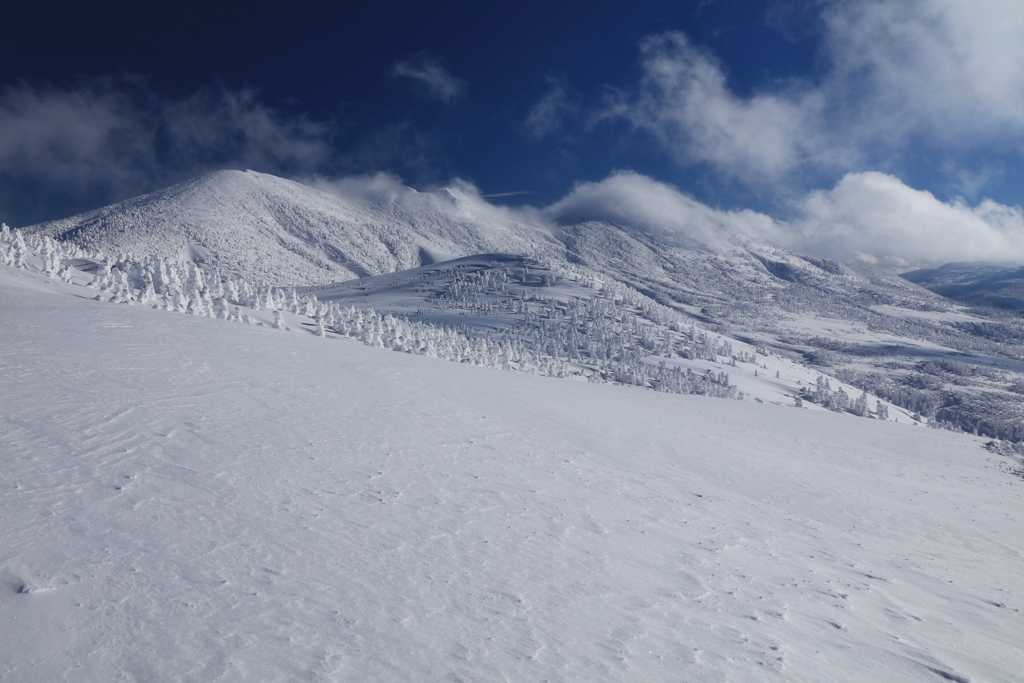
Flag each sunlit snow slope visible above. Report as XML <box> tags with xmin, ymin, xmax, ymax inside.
<box><xmin>24</xmin><ymin>170</ymin><xmax>563</xmax><ymax>285</ymax></box>
<box><xmin>2</xmin><ymin>267</ymin><xmax>1022</xmax><ymax>682</ymax></box>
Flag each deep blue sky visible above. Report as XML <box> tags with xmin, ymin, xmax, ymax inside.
<box><xmin>4</xmin><ymin>0</ymin><xmax>1024</xmax><ymax>268</ymax></box>
<box><xmin>0</xmin><ymin>0</ymin><xmax>822</xmax><ymax>219</ymax></box>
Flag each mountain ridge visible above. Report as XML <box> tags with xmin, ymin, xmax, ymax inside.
<box><xmin>24</xmin><ymin>169</ymin><xmax>948</xmax><ymax>319</ymax></box>
<box><xmin>24</xmin><ymin>169</ymin><xmax>565</xmax><ymax>285</ymax></box>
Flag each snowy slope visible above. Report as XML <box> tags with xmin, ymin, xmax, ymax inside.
<box><xmin>23</xmin><ymin>170</ymin><xmax>563</xmax><ymax>285</ymax></box>
<box><xmin>302</xmin><ymin>252</ymin><xmax>926</xmax><ymax>419</ymax></box>
<box><xmin>3</xmin><ymin>260</ymin><xmax>1023</xmax><ymax>683</ymax></box>
<box><xmin>0</xmin><ymin>227</ymin><xmax>915</xmax><ymax>413</ymax></box>
<box><xmin>557</xmin><ymin>218</ymin><xmax>946</xmax><ymax>324</ymax></box>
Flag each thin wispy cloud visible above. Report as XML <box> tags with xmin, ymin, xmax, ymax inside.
<box><xmin>482</xmin><ymin>191</ymin><xmax>535</xmax><ymax>199</ymax></box>
<box><xmin>391</xmin><ymin>54</ymin><xmax>466</xmax><ymax>104</ymax></box>
<box><xmin>524</xmin><ymin>76</ymin><xmax>577</xmax><ymax>139</ymax></box>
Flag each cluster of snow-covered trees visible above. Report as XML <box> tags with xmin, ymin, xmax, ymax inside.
<box><xmin>832</xmin><ymin>368</ymin><xmax>939</xmax><ymax>418</ymax></box>
<box><xmin>934</xmin><ymin>392</ymin><xmax>1024</xmax><ymax>442</ymax></box>
<box><xmin>3</xmin><ymin>225</ymin><xmax>64</xmax><ymax>273</ymax></box>
<box><xmin>797</xmin><ymin>375</ymin><xmax>883</xmax><ymax>418</ymax></box>
<box><xmin>409</xmin><ymin>260</ymin><xmax>744</xmax><ymax>395</ymax></box>
<box><xmin>423</xmin><ymin>261</ymin><xmax>736</xmax><ymax>363</ymax></box>
<box><xmin>832</xmin><ymin>362</ymin><xmax>1024</xmax><ymax>442</ymax></box>
<box><xmin>328</xmin><ymin>306</ymin><xmax>573</xmax><ymax>377</ymax></box>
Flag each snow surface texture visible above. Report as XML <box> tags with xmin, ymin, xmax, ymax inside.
<box><xmin>3</xmin><ymin>258</ymin><xmax>1024</xmax><ymax>682</ymax></box>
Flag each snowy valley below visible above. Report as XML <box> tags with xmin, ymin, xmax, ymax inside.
<box><xmin>3</xmin><ymin>171</ymin><xmax>1024</xmax><ymax>681</ymax></box>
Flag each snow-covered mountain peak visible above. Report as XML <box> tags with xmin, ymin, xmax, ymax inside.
<box><xmin>23</xmin><ymin>170</ymin><xmax>564</xmax><ymax>285</ymax></box>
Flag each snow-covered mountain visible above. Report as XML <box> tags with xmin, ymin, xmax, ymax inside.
<box><xmin>19</xmin><ymin>170</ymin><xmax>1024</xmax><ymax>438</ymax></box>
<box><xmin>24</xmin><ymin>170</ymin><xmax>564</xmax><ymax>285</ymax></box>
<box><xmin>23</xmin><ymin>170</ymin><xmax>936</xmax><ymax>314</ymax></box>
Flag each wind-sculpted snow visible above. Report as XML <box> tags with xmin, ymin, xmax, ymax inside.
<box><xmin>3</xmin><ymin>262</ymin><xmax>1024</xmax><ymax>682</ymax></box>
<box><xmin>22</xmin><ymin>170</ymin><xmax>564</xmax><ymax>285</ymax></box>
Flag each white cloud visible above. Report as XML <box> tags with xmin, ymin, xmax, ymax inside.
<box><xmin>161</xmin><ymin>88</ymin><xmax>331</xmax><ymax>172</ymax></box>
<box><xmin>304</xmin><ymin>171</ymin><xmax>409</xmax><ymax>203</ymax></box>
<box><xmin>823</xmin><ymin>0</ymin><xmax>1024</xmax><ymax>148</ymax></box>
<box><xmin>543</xmin><ymin>171</ymin><xmax>777</xmax><ymax>247</ymax></box>
<box><xmin>524</xmin><ymin>77</ymin><xmax>577</xmax><ymax>139</ymax></box>
<box><xmin>542</xmin><ymin>170</ymin><xmax>1024</xmax><ymax>268</ymax></box>
<box><xmin>305</xmin><ymin>173</ymin><xmax>546</xmax><ymax>230</ymax></box>
<box><xmin>609</xmin><ymin>1</ymin><xmax>1024</xmax><ymax>187</ymax></box>
<box><xmin>391</xmin><ymin>55</ymin><xmax>466</xmax><ymax>104</ymax></box>
<box><xmin>610</xmin><ymin>32</ymin><xmax>842</xmax><ymax>181</ymax></box>
<box><xmin>788</xmin><ymin>172</ymin><xmax>1024</xmax><ymax>267</ymax></box>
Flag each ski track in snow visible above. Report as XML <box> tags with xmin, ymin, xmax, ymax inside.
<box><xmin>1</xmin><ymin>267</ymin><xmax>1023</xmax><ymax>682</ymax></box>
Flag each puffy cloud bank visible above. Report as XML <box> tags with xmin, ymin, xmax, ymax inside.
<box><xmin>791</xmin><ymin>172</ymin><xmax>1024</xmax><ymax>267</ymax></box>
<box><xmin>541</xmin><ymin>171</ymin><xmax>1024</xmax><ymax>268</ymax></box>
<box><xmin>543</xmin><ymin>171</ymin><xmax>774</xmax><ymax>248</ymax></box>
<box><xmin>312</xmin><ymin>169</ymin><xmax>1024</xmax><ymax>268</ymax></box>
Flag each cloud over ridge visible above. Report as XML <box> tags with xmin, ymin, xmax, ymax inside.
<box><xmin>791</xmin><ymin>171</ymin><xmax>1024</xmax><ymax>267</ymax></box>
<box><xmin>541</xmin><ymin>170</ymin><xmax>1024</xmax><ymax>269</ymax></box>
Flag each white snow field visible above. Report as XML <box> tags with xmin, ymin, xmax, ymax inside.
<box><xmin>2</xmin><ymin>266</ymin><xmax>1023</xmax><ymax>683</ymax></box>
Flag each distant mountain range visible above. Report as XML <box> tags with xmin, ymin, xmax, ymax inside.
<box><xmin>902</xmin><ymin>262</ymin><xmax>1024</xmax><ymax>309</ymax></box>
